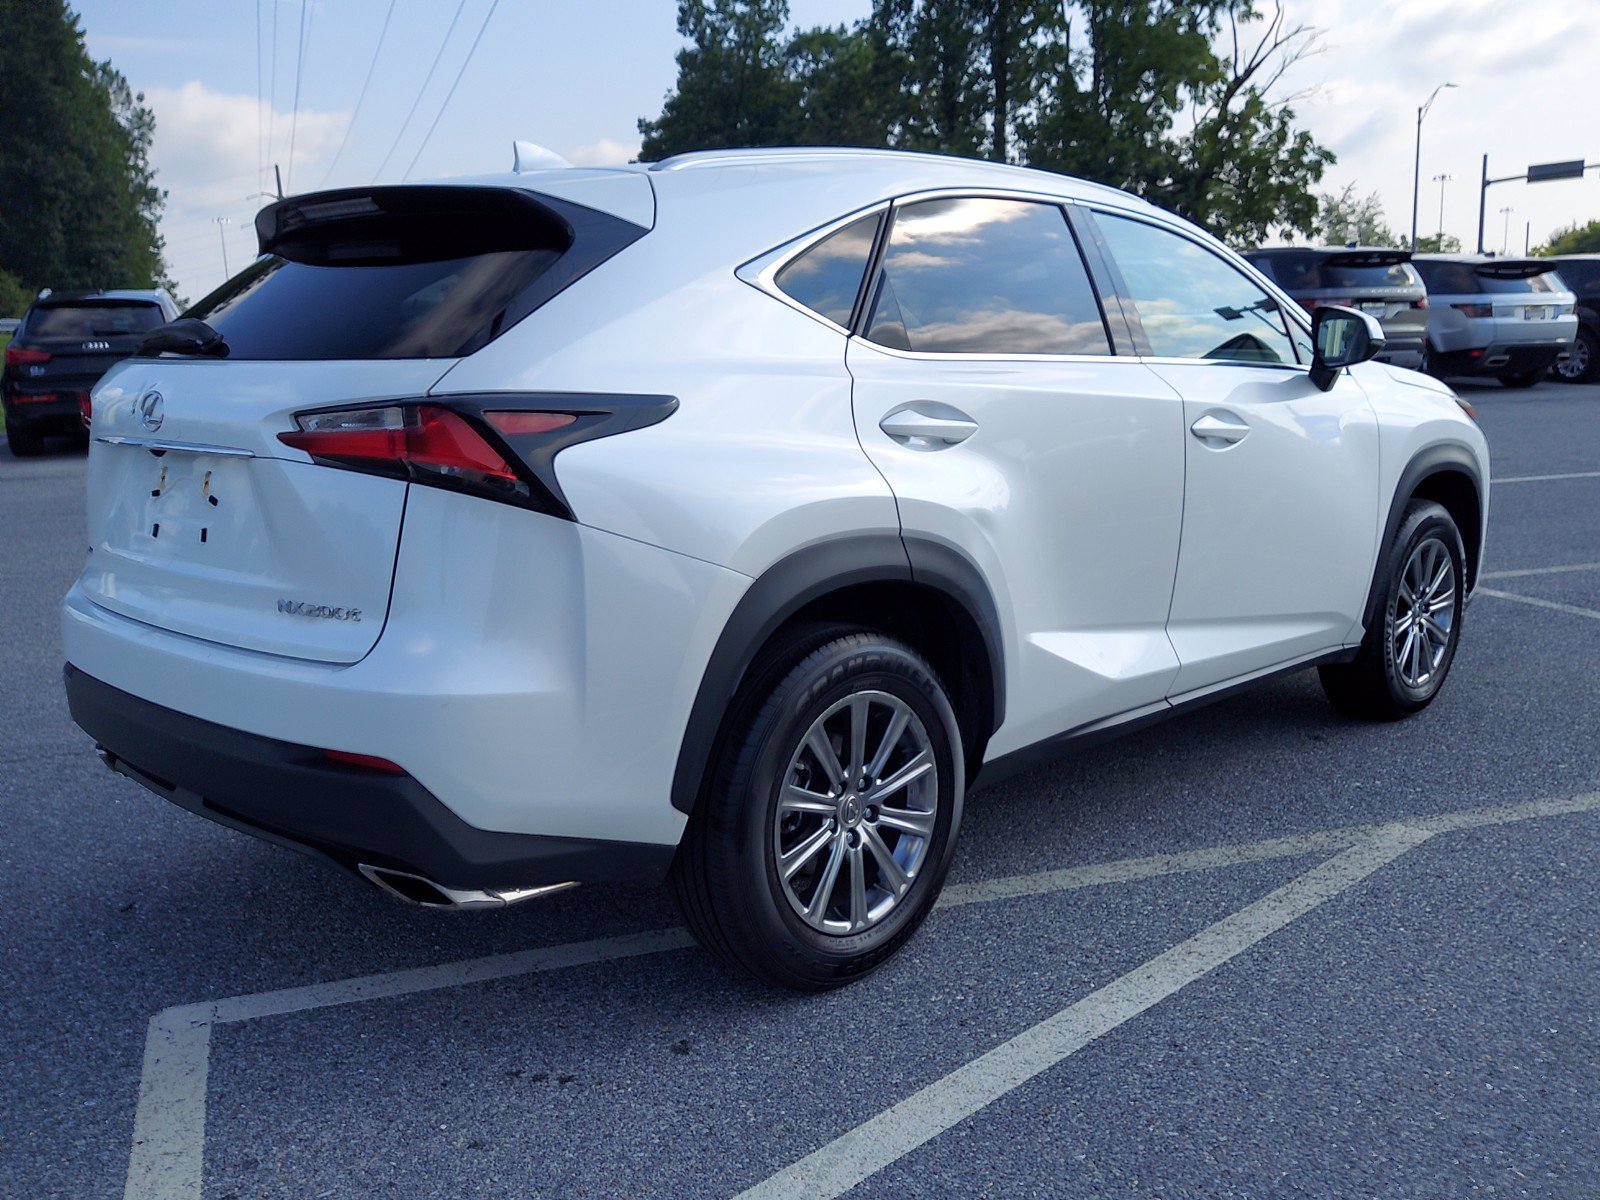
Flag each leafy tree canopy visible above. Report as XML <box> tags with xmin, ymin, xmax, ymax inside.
<box><xmin>1313</xmin><ymin>184</ymin><xmax>1399</xmax><ymax>247</ymax></box>
<box><xmin>1535</xmin><ymin>220</ymin><xmax>1600</xmax><ymax>256</ymax></box>
<box><xmin>0</xmin><ymin>0</ymin><xmax>172</xmax><ymax>314</ymax></box>
<box><xmin>638</xmin><ymin>0</ymin><xmax>1334</xmax><ymax>243</ymax></box>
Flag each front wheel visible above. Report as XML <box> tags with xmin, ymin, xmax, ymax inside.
<box><xmin>1319</xmin><ymin>500</ymin><xmax>1466</xmax><ymax>720</ymax></box>
<box><xmin>671</xmin><ymin>627</ymin><xmax>964</xmax><ymax>990</ymax></box>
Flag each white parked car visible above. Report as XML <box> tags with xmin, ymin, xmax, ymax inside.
<box><xmin>63</xmin><ymin>148</ymin><xmax>1489</xmax><ymax>989</ymax></box>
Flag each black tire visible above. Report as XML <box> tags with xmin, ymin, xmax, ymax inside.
<box><xmin>1498</xmin><ymin>370</ymin><xmax>1541</xmax><ymax>389</ymax></box>
<box><xmin>1319</xmin><ymin>500</ymin><xmax>1465</xmax><ymax>720</ymax></box>
<box><xmin>1553</xmin><ymin>329</ymin><xmax>1598</xmax><ymax>384</ymax></box>
<box><xmin>670</xmin><ymin>625</ymin><xmax>965</xmax><ymax>990</ymax></box>
<box><xmin>6</xmin><ymin>426</ymin><xmax>44</xmax><ymax>457</ymax></box>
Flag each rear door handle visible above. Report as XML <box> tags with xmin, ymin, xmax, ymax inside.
<box><xmin>879</xmin><ymin>407</ymin><xmax>979</xmax><ymax>447</ymax></box>
<box><xmin>1189</xmin><ymin>413</ymin><xmax>1251</xmax><ymax>446</ymax></box>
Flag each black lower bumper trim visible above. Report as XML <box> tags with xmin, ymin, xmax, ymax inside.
<box><xmin>64</xmin><ymin>664</ymin><xmax>675</xmax><ymax>892</ymax></box>
<box><xmin>1432</xmin><ymin>343</ymin><xmax>1565</xmax><ymax>378</ymax></box>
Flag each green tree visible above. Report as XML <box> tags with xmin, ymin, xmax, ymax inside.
<box><xmin>638</xmin><ymin>0</ymin><xmax>800</xmax><ymax>159</ymax></box>
<box><xmin>1314</xmin><ymin>184</ymin><xmax>1399</xmax><ymax>247</ymax></box>
<box><xmin>1412</xmin><ymin>232</ymin><xmax>1461</xmax><ymax>253</ymax></box>
<box><xmin>0</xmin><ymin>0</ymin><xmax>172</xmax><ymax>312</ymax></box>
<box><xmin>787</xmin><ymin>24</ymin><xmax>895</xmax><ymax>147</ymax></box>
<box><xmin>1536</xmin><ymin>219</ymin><xmax>1600</xmax><ymax>256</ymax></box>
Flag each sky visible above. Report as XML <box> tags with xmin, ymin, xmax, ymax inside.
<box><xmin>70</xmin><ymin>0</ymin><xmax>1600</xmax><ymax>303</ymax></box>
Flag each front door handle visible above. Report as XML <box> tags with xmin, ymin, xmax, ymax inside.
<box><xmin>879</xmin><ymin>407</ymin><xmax>979</xmax><ymax>447</ymax></box>
<box><xmin>1190</xmin><ymin>412</ymin><xmax>1251</xmax><ymax>446</ymax></box>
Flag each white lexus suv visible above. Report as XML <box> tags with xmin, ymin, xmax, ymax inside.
<box><xmin>63</xmin><ymin>148</ymin><xmax>1489</xmax><ymax>990</ymax></box>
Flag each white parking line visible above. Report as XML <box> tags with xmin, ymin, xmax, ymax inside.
<box><xmin>122</xmin><ymin>792</ymin><xmax>1600</xmax><ymax>1200</ymax></box>
<box><xmin>1493</xmin><ymin>470</ymin><xmax>1600</xmax><ymax>484</ymax></box>
<box><xmin>736</xmin><ymin>791</ymin><xmax>1600</xmax><ymax>1200</ymax></box>
<box><xmin>1481</xmin><ymin>562</ymin><xmax>1600</xmax><ymax>580</ymax></box>
<box><xmin>1478</xmin><ymin>587</ymin><xmax>1600</xmax><ymax>621</ymax></box>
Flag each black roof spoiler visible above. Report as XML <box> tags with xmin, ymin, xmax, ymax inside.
<box><xmin>1474</xmin><ymin>259</ymin><xmax>1555</xmax><ymax>280</ymax></box>
<box><xmin>1323</xmin><ymin>249</ymin><xmax>1412</xmax><ymax>267</ymax></box>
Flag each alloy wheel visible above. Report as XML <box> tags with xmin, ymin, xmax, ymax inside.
<box><xmin>773</xmin><ymin>690</ymin><xmax>938</xmax><ymax>935</ymax></box>
<box><xmin>1392</xmin><ymin>535</ymin><xmax>1456</xmax><ymax>690</ymax></box>
<box><xmin>1555</xmin><ymin>336</ymin><xmax>1591</xmax><ymax>382</ymax></box>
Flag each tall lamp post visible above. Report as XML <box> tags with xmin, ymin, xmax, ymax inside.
<box><xmin>1432</xmin><ymin>173</ymin><xmax>1452</xmax><ymax>249</ymax></box>
<box><xmin>213</xmin><ymin>216</ymin><xmax>232</xmax><ymax>279</ymax></box>
<box><xmin>1411</xmin><ymin>82</ymin><xmax>1457</xmax><ymax>249</ymax></box>
<box><xmin>1499</xmin><ymin>206</ymin><xmax>1514</xmax><ymax>255</ymax></box>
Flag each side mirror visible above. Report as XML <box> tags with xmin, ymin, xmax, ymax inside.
<box><xmin>1309</xmin><ymin>305</ymin><xmax>1385</xmax><ymax>390</ymax></box>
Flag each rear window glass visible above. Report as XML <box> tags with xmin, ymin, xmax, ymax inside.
<box><xmin>775</xmin><ymin>213</ymin><xmax>879</xmax><ymax>328</ymax></box>
<box><xmin>1415</xmin><ymin>261</ymin><xmax>1562</xmax><ymax>295</ymax></box>
<box><xmin>27</xmin><ymin>303</ymin><xmax>164</xmax><ymax>338</ymax></box>
<box><xmin>183</xmin><ymin>187</ymin><xmax>636</xmax><ymax>360</ymax></box>
<box><xmin>1555</xmin><ymin>261</ymin><xmax>1599</xmax><ymax>291</ymax></box>
<box><xmin>1252</xmin><ymin>252</ymin><xmax>1420</xmax><ymax>292</ymax></box>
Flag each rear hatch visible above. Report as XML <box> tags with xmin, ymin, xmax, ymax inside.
<box><xmin>77</xmin><ymin>181</ymin><xmax>649</xmax><ymax>664</ymax></box>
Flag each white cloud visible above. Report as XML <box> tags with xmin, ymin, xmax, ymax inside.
<box><xmin>566</xmin><ymin>137</ymin><xmax>640</xmax><ymax>167</ymax></box>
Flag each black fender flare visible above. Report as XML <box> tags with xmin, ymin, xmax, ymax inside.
<box><xmin>670</xmin><ymin>534</ymin><xmax>1006</xmax><ymax>815</ymax></box>
<box><xmin>1361</xmin><ymin>442</ymin><xmax>1484</xmax><ymax>632</ymax></box>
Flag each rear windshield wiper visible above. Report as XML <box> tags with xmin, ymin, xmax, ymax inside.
<box><xmin>136</xmin><ymin>317</ymin><xmax>230</xmax><ymax>358</ymax></box>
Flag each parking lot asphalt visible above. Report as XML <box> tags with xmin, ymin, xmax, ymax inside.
<box><xmin>3</xmin><ymin>380</ymin><xmax>1597</xmax><ymax>1199</ymax></box>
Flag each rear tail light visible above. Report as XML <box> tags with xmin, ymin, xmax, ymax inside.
<box><xmin>1412</xmin><ymin>296</ymin><xmax>1429</xmax><ymax>309</ymax></box>
<box><xmin>1451</xmin><ymin>303</ymin><xmax>1492</xmax><ymax>319</ymax></box>
<box><xmin>15</xmin><ymin>391</ymin><xmax>58</xmax><ymax>404</ymax></box>
<box><xmin>323</xmin><ymin>748</ymin><xmax>406</xmax><ymax>774</ymax></box>
<box><xmin>1306</xmin><ymin>298</ymin><xmax>1354</xmax><ymax>310</ymax></box>
<box><xmin>5</xmin><ymin>345</ymin><xmax>50</xmax><ymax>367</ymax></box>
<box><xmin>277</xmin><ymin>393</ymin><xmax>676</xmax><ymax>519</ymax></box>
<box><xmin>79</xmin><ymin>393</ymin><xmax>92</xmax><ymax>429</ymax></box>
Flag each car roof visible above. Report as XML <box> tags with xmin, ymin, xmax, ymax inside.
<box><xmin>33</xmin><ymin>289</ymin><xmax>174</xmax><ymax>306</ymax></box>
<box><xmin>1247</xmin><ymin>246</ymin><xmax>1406</xmax><ymax>257</ymax></box>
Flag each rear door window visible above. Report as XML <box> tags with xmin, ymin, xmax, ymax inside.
<box><xmin>774</xmin><ymin>213</ymin><xmax>879</xmax><ymax>328</ymax></box>
<box><xmin>863</xmin><ymin>197</ymin><xmax>1111</xmax><ymax>355</ymax></box>
<box><xmin>27</xmin><ymin>303</ymin><xmax>165</xmax><ymax>339</ymax></box>
<box><xmin>1096</xmin><ymin>213</ymin><xmax>1301</xmax><ymax>365</ymax></box>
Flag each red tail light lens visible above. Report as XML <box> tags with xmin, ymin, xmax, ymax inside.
<box><xmin>5</xmin><ymin>345</ymin><xmax>50</xmax><ymax>367</ymax></box>
<box><xmin>279</xmin><ymin>405</ymin><xmax>527</xmax><ymax>499</ymax></box>
<box><xmin>323</xmin><ymin>749</ymin><xmax>406</xmax><ymax>774</ymax></box>
<box><xmin>79</xmin><ymin>393</ymin><xmax>92</xmax><ymax>429</ymax></box>
<box><xmin>485</xmin><ymin>411</ymin><xmax>576</xmax><ymax>436</ymax></box>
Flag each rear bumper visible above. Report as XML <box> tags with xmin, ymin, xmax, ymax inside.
<box><xmin>1431</xmin><ymin>342</ymin><xmax>1567</xmax><ymax>378</ymax></box>
<box><xmin>2</xmin><ymin>388</ymin><xmax>85</xmax><ymax>433</ymax></box>
<box><xmin>66</xmin><ymin>663</ymin><xmax>675</xmax><ymax>891</ymax></box>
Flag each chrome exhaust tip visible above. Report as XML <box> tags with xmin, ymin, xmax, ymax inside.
<box><xmin>357</xmin><ymin>864</ymin><xmax>578</xmax><ymax>910</ymax></box>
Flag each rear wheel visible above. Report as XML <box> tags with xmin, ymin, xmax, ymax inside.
<box><xmin>1498</xmin><ymin>370</ymin><xmax>1541</xmax><ymax>389</ymax></box>
<box><xmin>1319</xmin><ymin>500</ymin><xmax>1465</xmax><ymax>720</ymax></box>
<box><xmin>671</xmin><ymin>626</ymin><xmax>964</xmax><ymax>990</ymax></box>
<box><xmin>1553</xmin><ymin>329</ymin><xmax>1597</xmax><ymax>384</ymax></box>
<box><xmin>6</xmin><ymin>426</ymin><xmax>43</xmax><ymax>457</ymax></box>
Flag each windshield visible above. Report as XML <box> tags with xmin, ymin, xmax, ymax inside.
<box><xmin>27</xmin><ymin>303</ymin><xmax>165</xmax><ymax>339</ymax></box>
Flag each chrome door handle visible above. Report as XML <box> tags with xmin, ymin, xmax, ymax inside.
<box><xmin>1189</xmin><ymin>413</ymin><xmax>1251</xmax><ymax>446</ymax></box>
<box><xmin>879</xmin><ymin>408</ymin><xmax>979</xmax><ymax>446</ymax></box>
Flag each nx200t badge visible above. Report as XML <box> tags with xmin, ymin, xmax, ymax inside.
<box><xmin>277</xmin><ymin>598</ymin><xmax>362</xmax><ymax>622</ymax></box>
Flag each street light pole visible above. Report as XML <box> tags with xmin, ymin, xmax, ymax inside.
<box><xmin>1411</xmin><ymin>82</ymin><xmax>1457</xmax><ymax>249</ymax></box>
<box><xmin>1499</xmin><ymin>207</ymin><xmax>1514</xmax><ymax>256</ymax></box>
<box><xmin>1433</xmin><ymin>173</ymin><xmax>1452</xmax><ymax>249</ymax></box>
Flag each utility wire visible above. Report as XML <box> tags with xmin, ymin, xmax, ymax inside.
<box><xmin>371</xmin><ymin>0</ymin><xmax>470</xmax><ymax>183</ymax></box>
<box><xmin>402</xmin><ymin>0</ymin><xmax>501</xmax><ymax>181</ymax></box>
<box><xmin>255</xmin><ymin>0</ymin><xmax>263</xmax><ymax>195</ymax></box>
<box><xmin>318</xmin><ymin>0</ymin><xmax>401</xmax><ymax>188</ymax></box>
<box><xmin>285</xmin><ymin>0</ymin><xmax>313</xmax><ymax>193</ymax></box>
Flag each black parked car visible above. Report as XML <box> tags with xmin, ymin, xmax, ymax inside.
<box><xmin>2</xmin><ymin>289</ymin><xmax>178</xmax><ymax>456</ymax></box>
<box><xmin>1547</xmin><ymin>255</ymin><xmax>1599</xmax><ymax>383</ymax></box>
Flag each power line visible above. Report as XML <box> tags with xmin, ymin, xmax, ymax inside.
<box><xmin>255</xmin><ymin>0</ymin><xmax>263</xmax><ymax>194</ymax></box>
<box><xmin>402</xmin><ymin>0</ymin><xmax>502</xmax><ymax>181</ymax></box>
<box><xmin>371</xmin><ymin>0</ymin><xmax>470</xmax><ymax>184</ymax></box>
<box><xmin>318</xmin><ymin>0</ymin><xmax>400</xmax><ymax>189</ymax></box>
<box><xmin>285</xmin><ymin>0</ymin><xmax>314</xmax><ymax>193</ymax></box>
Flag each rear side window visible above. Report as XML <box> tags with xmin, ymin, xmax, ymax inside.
<box><xmin>864</xmin><ymin>197</ymin><xmax>1110</xmax><ymax>355</ymax></box>
<box><xmin>26</xmin><ymin>303</ymin><xmax>164</xmax><ymax>338</ymax></box>
<box><xmin>184</xmin><ymin>187</ymin><xmax>643</xmax><ymax>360</ymax></box>
<box><xmin>1097</xmin><ymin>213</ymin><xmax>1300</xmax><ymax>365</ymax></box>
<box><xmin>774</xmin><ymin>213</ymin><xmax>879</xmax><ymax>328</ymax></box>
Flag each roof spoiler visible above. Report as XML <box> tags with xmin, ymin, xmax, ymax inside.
<box><xmin>1324</xmin><ymin>249</ymin><xmax>1412</xmax><ymax>267</ymax></box>
<box><xmin>1475</xmin><ymin>259</ymin><xmax>1554</xmax><ymax>279</ymax></box>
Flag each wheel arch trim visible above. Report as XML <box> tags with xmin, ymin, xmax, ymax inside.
<box><xmin>669</xmin><ymin>534</ymin><xmax>1006</xmax><ymax>816</ymax></box>
<box><xmin>1362</xmin><ymin>442</ymin><xmax>1484</xmax><ymax>632</ymax></box>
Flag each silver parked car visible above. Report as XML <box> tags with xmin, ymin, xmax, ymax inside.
<box><xmin>1412</xmin><ymin>255</ymin><xmax>1577</xmax><ymax>387</ymax></box>
<box><xmin>1242</xmin><ymin>247</ymin><xmax>1428</xmax><ymax>370</ymax></box>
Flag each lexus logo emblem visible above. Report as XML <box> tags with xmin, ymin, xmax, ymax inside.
<box><xmin>136</xmin><ymin>389</ymin><xmax>164</xmax><ymax>432</ymax></box>
<box><xmin>83</xmin><ymin>340</ymin><xmax>110</xmax><ymax>351</ymax></box>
